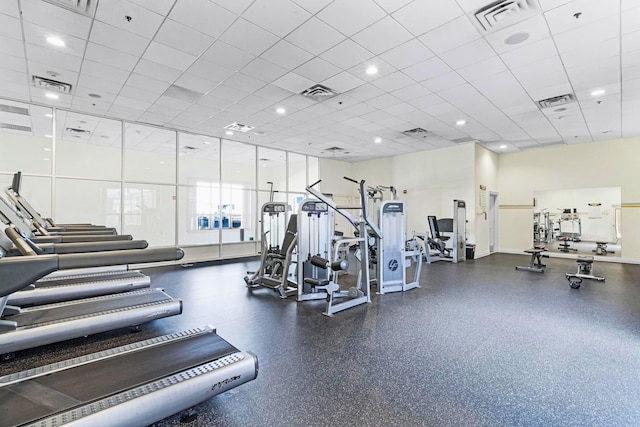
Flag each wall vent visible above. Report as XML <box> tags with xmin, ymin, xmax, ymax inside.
<box><xmin>452</xmin><ymin>136</ymin><xmax>475</xmax><ymax>143</ymax></box>
<box><xmin>537</xmin><ymin>93</ymin><xmax>575</xmax><ymax>109</ymax></box>
<box><xmin>300</xmin><ymin>84</ymin><xmax>339</xmax><ymax>101</ymax></box>
<box><xmin>33</xmin><ymin>76</ymin><xmax>72</xmax><ymax>94</ymax></box>
<box><xmin>224</xmin><ymin>122</ymin><xmax>254</xmax><ymax>133</ymax></box>
<box><xmin>472</xmin><ymin>0</ymin><xmax>540</xmax><ymax>33</ymax></box>
<box><xmin>42</xmin><ymin>0</ymin><xmax>97</xmax><ymax>16</ymax></box>
<box><xmin>402</xmin><ymin>128</ymin><xmax>430</xmax><ymax>138</ymax></box>
<box><xmin>0</xmin><ymin>104</ymin><xmax>29</xmax><ymax>115</ymax></box>
<box><xmin>1</xmin><ymin>123</ymin><xmax>32</xmax><ymax>132</ymax></box>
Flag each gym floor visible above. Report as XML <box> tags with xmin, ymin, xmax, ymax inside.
<box><xmin>2</xmin><ymin>253</ymin><xmax>640</xmax><ymax>426</ymax></box>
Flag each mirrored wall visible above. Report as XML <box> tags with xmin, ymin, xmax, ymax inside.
<box><xmin>0</xmin><ymin>98</ymin><xmax>319</xmax><ymax>261</ymax></box>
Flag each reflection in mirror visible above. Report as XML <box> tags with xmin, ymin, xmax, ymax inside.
<box><xmin>533</xmin><ymin>187</ymin><xmax>621</xmax><ymax>257</ymax></box>
<box><xmin>221</xmin><ymin>140</ymin><xmax>256</xmax><ymax>244</ymax></box>
<box><xmin>178</xmin><ymin>185</ymin><xmax>221</xmax><ymax>245</ymax></box>
<box><xmin>124</xmin><ymin>123</ymin><xmax>176</xmax><ymax>184</ymax></box>
<box><xmin>178</xmin><ymin>133</ymin><xmax>219</xmax><ymax>185</ymax></box>
<box><xmin>55</xmin><ymin>178</ymin><xmax>121</xmax><ymax>230</ymax></box>
<box><xmin>288</xmin><ymin>153</ymin><xmax>306</xmax><ymax>192</ymax></box>
<box><xmin>258</xmin><ymin>147</ymin><xmax>286</xmax><ymax>192</ymax></box>
<box><xmin>308</xmin><ymin>156</ymin><xmax>319</xmax><ymax>187</ymax></box>
<box><xmin>123</xmin><ymin>183</ymin><xmax>176</xmax><ymax>246</ymax></box>
<box><xmin>0</xmin><ymin>174</ymin><xmax>52</xmax><ymax>218</ymax></box>
<box><xmin>56</xmin><ymin>111</ymin><xmax>121</xmax><ymax>180</ymax></box>
<box><xmin>0</xmin><ymin>99</ymin><xmax>53</xmax><ymax>175</ymax></box>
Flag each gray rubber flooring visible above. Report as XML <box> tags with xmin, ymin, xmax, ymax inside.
<box><xmin>2</xmin><ymin>253</ymin><xmax>640</xmax><ymax>426</ymax></box>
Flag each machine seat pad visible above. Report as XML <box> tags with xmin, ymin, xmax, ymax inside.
<box><xmin>577</xmin><ymin>256</ymin><xmax>594</xmax><ymax>264</ymax></box>
<box><xmin>525</xmin><ymin>248</ymin><xmax>545</xmax><ymax>254</ymax></box>
<box><xmin>304</xmin><ymin>278</ymin><xmax>329</xmax><ymax>286</ymax></box>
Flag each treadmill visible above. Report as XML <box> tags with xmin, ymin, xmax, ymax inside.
<box><xmin>0</xmin><ymin>326</ymin><xmax>258</xmax><ymax>427</ymax></box>
<box><xmin>0</xmin><ymin>228</ymin><xmax>152</xmax><ymax>306</ymax></box>
<box><xmin>0</xmin><ymin>227</ymin><xmax>184</xmax><ymax>359</ymax></box>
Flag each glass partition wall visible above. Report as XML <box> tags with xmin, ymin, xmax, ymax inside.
<box><xmin>0</xmin><ymin>98</ymin><xmax>318</xmax><ymax>262</ymax></box>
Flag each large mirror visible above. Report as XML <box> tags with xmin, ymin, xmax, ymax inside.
<box><xmin>533</xmin><ymin>187</ymin><xmax>621</xmax><ymax>257</ymax></box>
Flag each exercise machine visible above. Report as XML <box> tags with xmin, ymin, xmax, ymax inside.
<box><xmin>304</xmin><ymin>177</ymin><xmax>381</xmax><ymax>316</ymax></box>
<box><xmin>375</xmin><ymin>200</ymin><xmax>422</xmax><ymax>294</ymax></box>
<box><xmin>515</xmin><ymin>245</ymin><xmax>548</xmax><ymax>273</ymax></box>
<box><xmin>565</xmin><ymin>256</ymin><xmax>605</xmax><ymax>289</ymax></box>
<box><xmin>533</xmin><ymin>210</ymin><xmax>552</xmax><ymax>244</ymax></box>
<box><xmin>423</xmin><ymin>200</ymin><xmax>467</xmax><ymax>263</ymax></box>
<box><xmin>244</xmin><ymin>201</ymin><xmax>297</xmax><ymax>298</ymax></box>
<box><xmin>593</xmin><ymin>241</ymin><xmax>615</xmax><ymax>256</ymax></box>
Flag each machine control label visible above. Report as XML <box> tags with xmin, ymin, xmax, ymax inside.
<box><xmin>211</xmin><ymin>375</ymin><xmax>241</xmax><ymax>391</ymax></box>
<box><xmin>382</xmin><ymin>202</ymin><xmax>404</xmax><ymax>213</ymax></box>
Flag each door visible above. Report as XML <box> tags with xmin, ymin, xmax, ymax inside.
<box><xmin>489</xmin><ymin>192</ymin><xmax>498</xmax><ymax>253</ymax></box>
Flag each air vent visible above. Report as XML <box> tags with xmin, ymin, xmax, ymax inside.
<box><xmin>224</xmin><ymin>122</ymin><xmax>254</xmax><ymax>133</ymax></box>
<box><xmin>540</xmin><ymin>140</ymin><xmax>565</xmax><ymax>147</ymax></box>
<box><xmin>300</xmin><ymin>84</ymin><xmax>340</xmax><ymax>101</ymax></box>
<box><xmin>452</xmin><ymin>137</ymin><xmax>475</xmax><ymax>143</ymax></box>
<box><xmin>537</xmin><ymin>93</ymin><xmax>575</xmax><ymax>109</ymax></box>
<box><xmin>66</xmin><ymin>127</ymin><xmax>90</xmax><ymax>136</ymax></box>
<box><xmin>402</xmin><ymin>128</ymin><xmax>430</xmax><ymax>138</ymax></box>
<box><xmin>325</xmin><ymin>147</ymin><xmax>344</xmax><ymax>152</ymax></box>
<box><xmin>42</xmin><ymin>0</ymin><xmax>97</xmax><ymax>16</ymax></box>
<box><xmin>32</xmin><ymin>76</ymin><xmax>72</xmax><ymax>94</ymax></box>
<box><xmin>259</xmin><ymin>158</ymin><xmax>270</xmax><ymax>162</ymax></box>
<box><xmin>1</xmin><ymin>123</ymin><xmax>32</xmax><ymax>132</ymax></box>
<box><xmin>183</xmin><ymin>146</ymin><xmax>198</xmax><ymax>150</ymax></box>
<box><xmin>0</xmin><ymin>104</ymin><xmax>29</xmax><ymax>115</ymax></box>
<box><xmin>472</xmin><ymin>0</ymin><xmax>540</xmax><ymax>33</ymax></box>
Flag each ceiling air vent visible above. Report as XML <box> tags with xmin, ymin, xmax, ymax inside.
<box><xmin>325</xmin><ymin>147</ymin><xmax>344</xmax><ymax>152</ymax></box>
<box><xmin>1</xmin><ymin>123</ymin><xmax>32</xmax><ymax>132</ymax></box>
<box><xmin>33</xmin><ymin>76</ymin><xmax>72</xmax><ymax>94</ymax></box>
<box><xmin>224</xmin><ymin>122</ymin><xmax>254</xmax><ymax>133</ymax></box>
<box><xmin>300</xmin><ymin>84</ymin><xmax>339</xmax><ymax>101</ymax></box>
<box><xmin>537</xmin><ymin>93</ymin><xmax>575</xmax><ymax>109</ymax></box>
<box><xmin>472</xmin><ymin>0</ymin><xmax>540</xmax><ymax>33</ymax></box>
<box><xmin>183</xmin><ymin>146</ymin><xmax>197</xmax><ymax>150</ymax></box>
<box><xmin>42</xmin><ymin>0</ymin><xmax>97</xmax><ymax>16</ymax></box>
<box><xmin>452</xmin><ymin>137</ymin><xmax>476</xmax><ymax>143</ymax></box>
<box><xmin>402</xmin><ymin>128</ymin><xmax>430</xmax><ymax>138</ymax></box>
<box><xmin>66</xmin><ymin>127</ymin><xmax>90</xmax><ymax>137</ymax></box>
<box><xmin>0</xmin><ymin>104</ymin><xmax>29</xmax><ymax>115</ymax></box>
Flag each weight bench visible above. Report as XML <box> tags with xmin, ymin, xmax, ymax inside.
<box><xmin>557</xmin><ymin>236</ymin><xmax>577</xmax><ymax>252</ymax></box>
<box><xmin>593</xmin><ymin>241</ymin><xmax>614</xmax><ymax>256</ymax></box>
<box><xmin>565</xmin><ymin>255</ymin><xmax>605</xmax><ymax>289</ymax></box>
<box><xmin>515</xmin><ymin>246</ymin><xmax>548</xmax><ymax>273</ymax></box>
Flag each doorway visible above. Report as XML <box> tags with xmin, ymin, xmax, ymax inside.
<box><xmin>489</xmin><ymin>192</ymin><xmax>498</xmax><ymax>253</ymax></box>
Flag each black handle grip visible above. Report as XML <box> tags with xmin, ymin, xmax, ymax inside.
<box><xmin>308</xmin><ymin>179</ymin><xmax>322</xmax><ymax>188</ymax></box>
<box><xmin>58</xmin><ymin>247</ymin><xmax>185</xmax><ymax>270</ymax></box>
<box><xmin>343</xmin><ymin>176</ymin><xmax>358</xmax><ymax>184</ymax></box>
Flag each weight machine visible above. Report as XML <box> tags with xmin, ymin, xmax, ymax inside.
<box><xmin>566</xmin><ymin>256</ymin><xmax>605</xmax><ymax>289</ymax></box>
<box><xmin>533</xmin><ymin>210</ymin><xmax>551</xmax><ymax>244</ymax></box>
<box><xmin>419</xmin><ymin>200</ymin><xmax>467</xmax><ymax>264</ymax></box>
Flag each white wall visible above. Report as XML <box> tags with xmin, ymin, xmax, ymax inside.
<box><xmin>474</xmin><ymin>145</ymin><xmax>499</xmax><ymax>257</ymax></box>
<box><xmin>498</xmin><ymin>137</ymin><xmax>640</xmax><ymax>259</ymax></box>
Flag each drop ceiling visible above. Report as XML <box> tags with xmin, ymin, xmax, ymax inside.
<box><xmin>0</xmin><ymin>0</ymin><xmax>636</xmax><ymax>162</ymax></box>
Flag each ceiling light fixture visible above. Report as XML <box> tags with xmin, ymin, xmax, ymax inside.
<box><xmin>456</xmin><ymin>120</ymin><xmax>466</xmax><ymax>126</ymax></box>
<box><xmin>225</xmin><ymin>130</ymin><xmax>234</xmax><ymax>136</ymax></box>
<box><xmin>499</xmin><ymin>144</ymin><xmax>507</xmax><ymax>149</ymax></box>
<box><xmin>504</xmin><ymin>32</ymin><xmax>529</xmax><ymax>45</ymax></box>
<box><xmin>374</xmin><ymin>137</ymin><xmax>382</xmax><ymax>143</ymax></box>
<box><xmin>276</xmin><ymin>107</ymin><xmax>286</xmax><ymax>115</ymax></box>
<box><xmin>366</xmin><ymin>65</ymin><xmax>378</xmax><ymax>75</ymax></box>
<box><xmin>44</xmin><ymin>135</ymin><xmax>52</xmax><ymax>139</ymax></box>
<box><xmin>46</xmin><ymin>36</ymin><xmax>65</xmax><ymax>47</ymax></box>
<box><xmin>591</xmin><ymin>89</ymin><xmax>605</xmax><ymax>97</ymax></box>
<box><xmin>45</xmin><ymin>92</ymin><xmax>59</xmax><ymax>100</ymax></box>
<box><xmin>202</xmin><ymin>141</ymin><xmax>211</xmax><ymax>145</ymax></box>
<box><xmin>45</xmin><ymin>113</ymin><xmax>53</xmax><ymax>118</ymax></box>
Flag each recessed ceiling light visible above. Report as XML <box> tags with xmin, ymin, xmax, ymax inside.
<box><xmin>374</xmin><ymin>137</ymin><xmax>382</xmax><ymax>143</ymax></box>
<box><xmin>366</xmin><ymin>65</ymin><xmax>378</xmax><ymax>75</ymax></box>
<box><xmin>591</xmin><ymin>89</ymin><xmax>605</xmax><ymax>97</ymax></box>
<box><xmin>504</xmin><ymin>32</ymin><xmax>529</xmax><ymax>45</ymax></box>
<box><xmin>46</xmin><ymin>36</ymin><xmax>65</xmax><ymax>47</ymax></box>
<box><xmin>499</xmin><ymin>144</ymin><xmax>507</xmax><ymax>149</ymax></box>
<box><xmin>456</xmin><ymin>120</ymin><xmax>466</xmax><ymax>126</ymax></box>
<box><xmin>202</xmin><ymin>141</ymin><xmax>211</xmax><ymax>145</ymax></box>
<box><xmin>225</xmin><ymin>130</ymin><xmax>234</xmax><ymax>136</ymax></box>
<box><xmin>45</xmin><ymin>92</ymin><xmax>59</xmax><ymax>100</ymax></box>
<box><xmin>160</xmin><ymin>161</ymin><xmax>165</xmax><ymax>164</ymax></box>
<box><xmin>276</xmin><ymin>107</ymin><xmax>286</xmax><ymax>115</ymax></box>
<box><xmin>45</xmin><ymin>113</ymin><xmax>53</xmax><ymax>118</ymax></box>
<box><xmin>44</xmin><ymin>135</ymin><xmax>52</xmax><ymax>139</ymax></box>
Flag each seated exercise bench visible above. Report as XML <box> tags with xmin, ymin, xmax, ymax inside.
<box><xmin>565</xmin><ymin>255</ymin><xmax>605</xmax><ymax>289</ymax></box>
<box><xmin>515</xmin><ymin>245</ymin><xmax>548</xmax><ymax>273</ymax></box>
<box><xmin>557</xmin><ymin>236</ymin><xmax>577</xmax><ymax>252</ymax></box>
<box><xmin>593</xmin><ymin>241</ymin><xmax>615</xmax><ymax>256</ymax></box>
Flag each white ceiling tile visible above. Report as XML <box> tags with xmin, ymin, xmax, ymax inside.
<box><xmin>142</xmin><ymin>41</ymin><xmax>196</xmax><ymax>71</ymax></box>
<box><xmin>440</xmin><ymin>38</ymin><xmax>496</xmax><ymax>69</ymax></box>
<box><xmin>129</xmin><ymin>0</ymin><xmax>176</xmax><ymax>16</ymax></box>
<box><xmin>403</xmin><ymin>57</ymin><xmax>452</xmax><ymax>82</ymax></box>
<box><xmin>219</xmin><ymin>18</ymin><xmax>279</xmax><ymax>56</ymax></box>
<box><xmin>382</xmin><ymin>102</ymin><xmax>417</xmax><ymax>116</ymax></box>
<box><xmin>291</xmin><ymin>0</ymin><xmax>333</xmax><ymax>14</ymax></box>
<box><xmin>77</xmin><ymin>74</ymin><xmax>124</xmax><ymax>95</ymax></box>
<box><xmin>272</xmin><ymin>72</ymin><xmax>315</xmax><ymax>93</ymax></box>
<box><xmin>241</xmin><ymin>58</ymin><xmax>288</xmax><ymax>83</ymax></box>
<box><xmin>623</xmin><ymin>30</ymin><xmax>640</xmax><ymax>54</ymax></box>
<box><xmin>317</xmin><ymin>0</ymin><xmax>387</xmax><ymax>37</ymax></box>
<box><xmin>209</xmin><ymin>0</ymin><xmax>254</xmax><ymax>15</ymax></box>
<box><xmin>370</xmin><ymin>71</ymin><xmax>414</xmax><ymax>92</ymax></box>
<box><xmin>81</xmin><ymin>59</ymin><xmax>130</xmax><ymax>84</ymax></box>
<box><xmin>113</xmin><ymin>95</ymin><xmax>153</xmax><ymax>110</ymax></box>
<box><xmin>126</xmin><ymin>73</ymin><xmax>171</xmax><ymax>94</ymax></box>
<box><xmin>373</xmin><ymin>0</ymin><xmax>414</xmax><ymax>13</ymax></box>
<box><xmin>457</xmin><ymin>56</ymin><xmax>509</xmax><ymax>82</ymax></box>
<box><xmin>365</xmin><ymin>93</ymin><xmax>402</xmax><ymax>109</ymax></box>
<box><xmin>418</xmin><ymin>16</ymin><xmax>481</xmax><ymax>55</ymax></box>
<box><xmin>209</xmin><ymin>84</ymin><xmax>251</xmax><ymax>103</ymax></box>
<box><xmin>22</xmin><ymin>22</ymin><xmax>87</xmax><ymax>58</ymax></box>
<box><xmin>348</xmin><ymin>83</ymin><xmax>386</xmax><ymax>101</ymax></box>
<box><xmin>174</xmin><ymin>73</ymin><xmax>218</xmax><ymax>94</ymax></box>
<box><xmin>566</xmin><ymin>56</ymin><xmax>620</xmax><ymax>92</ymax></box>
<box><xmin>294</xmin><ymin>57</ymin><xmax>341</xmax><ymax>83</ymax></box>
<box><xmin>254</xmin><ymin>84</ymin><xmax>293</xmax><ymax>102</ymax></box>
<box><xmin>0</xmin><ymin>35</ymin><xmax>23</xmax><ymax>58</ymax></box>
<box><xmin>392</xmin><ymin>0</ymin><xmax>464</xmax><ymax>37</ymax></box>
<box><xmin>352</xmin><ymin>16</ymin><xmax>413</xmax><ymax>55</ymax></box>
<box><xmin>421</xmin><ymin>71</ymin><xmax>467</xmax><ymax>93</ymax></box>
<box><xmin>390</xmin><ymin>83</ymin><xmax>431</xmax><ymax>101</ymax></box>
<box><xmin>95</xmin><ymin>0</ymin><xmax>164</xmax><ymax>39</ymax></box>
<box><xmin>545</xmin><ymin>0</ymin><xmax>619</xmax><ymax>36</ymax></box>
<box><xmin>154</xmin><ymin>19</ymin><xmax>214</xmax><ymax>56</ymax></box>
<box><xmin>201</xmin><ymin>41</ymin><xmax>255</xmax><ymax>72</ymax></box>
<box><xmin>484</xmin><ymin>14</ymin><xmax>550</xmax><ymax>55</ymax></box>
<box><xmin>167</xmin><ymin>0</ymin><xmax>236</xmax><ymax>39</ymax></box>
<box><xmin>243</xmin><ymin>0</ymin><xmax>311</xmax><ymax>38</ymax></box>
<box><xmin>499</xmin><ymin>37</ymin><xmax>558</xmax><ymax>69</ymax></box>
<box><xmin>538</xmin><ymin>0</ymin><xmax>574</xmax><ymax>12</ymax></box>
<box><xmin>1</xmin><ymin>54</ymin><xmax>26</xmax><ymax>73</ymax></box>
<box><xmin>320</xmin><ymin>39</ymin><xmax>375</xmax><ymax>69</ymax></box>
<box><xmin>21</xmin><ymin>0</ymin><xmax>92</xmax><ymax>39</ymax></box>
<box><xmin>0</xmin><ymin>13</ymin><xmax>23</xmax><ymax>40</ymax></box>
<box><xmin>285</xmin><ymin>17</ymin><xmax>346</xmax><ymax>56</ymax></box>
<box><xmin>559</xmin><ymin>37</ymin><xmax>619</xmax><ymax>69</ymax></box>
<box><xmin>322</xmin><ymin>71</ymin><xmax>366</xmax><ymax>93</ymax></box>
<box><xmin>119</xmin><ymin>84</ymin><xmax>162</xmax><ymax>102</ymax></box>
<box><xmin>89</xmin><ymin>21</ymin><xmax>150</xmax><ymax>57</ymax></box>
<box><xmin>554</xmin><ymin>16</ymin><xmax>619</xmax><ymax>53</ymax></box>
<box><xmin>379</xmin><ymin>39</ymin><xmax>435</xmax><ymax>70</ymax></box>
<box><xmin>26</xmin><ymin>43</ymin><xmax>83</xmax><ymax>73</ymax></box>
<box><xmin>0</xmin><ymin>0</ymin><xmax>20</xmax><ymax>17</ymax></box>
<box><xmin>133</xmin><ymin>59</ymin><xmax>182</xmax><ymax>83</ymax></box>
<box><xmin>261</xmin><ymin>40</ymin><xmax>314</xmax><ymax>70</ymax></box>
